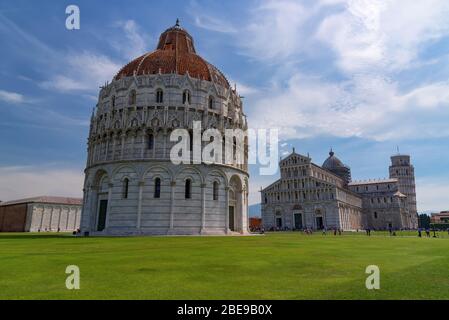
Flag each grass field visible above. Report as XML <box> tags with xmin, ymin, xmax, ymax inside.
<box><xmin>1</xmin><ymin>231</ymin><xmax>449</xmax><ymax>300</ymax></box>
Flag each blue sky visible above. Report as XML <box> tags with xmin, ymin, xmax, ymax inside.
<box><xmin>1</xmin><ymin>0</ymin><xmax>449</xmax><ymax>213</ymax></box>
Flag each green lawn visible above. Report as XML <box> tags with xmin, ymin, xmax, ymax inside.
<box><xmin>1</xmin><ymin>231</ymin><xmax>449</xmax><ymax>300</ymax></box>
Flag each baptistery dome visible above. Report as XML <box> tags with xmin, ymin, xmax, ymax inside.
<box><xmin>80</xmin><ymin>20</ymin><xmax>249</xmax><ymax>236</ymax></box>
<box><xmin>115</xmin><ymin>19</ymin><xmax>229</xmax><ymax>88</ymax></box>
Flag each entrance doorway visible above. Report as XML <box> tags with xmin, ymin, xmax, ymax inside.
<box><xmin>316</xmin><ymin>216</ymin><xmax>324</xmax><ymax>229</ymax></box>
<box><xmin>294</xmin><ymin>213</ymin><xmax>303</xmax><ymax>229</ymax></box>
<box><xmin>276</xmin><ymin>217</ymin><xmax>282</xmax><ymax>229</ymax></box>
<box><xmin>97</xmin><ymin>199</ymin><xmax>108</xmax><ymax>231</ymax></box>
<box><xmin>228</xmin><ymin>206</ymin><xmax>235</xmax><ymax>231</ymax></box>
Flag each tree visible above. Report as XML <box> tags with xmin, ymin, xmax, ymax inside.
<box><xmin>418</xmin><ymin>214</ymin><xmax>430</xmax><ymax>229</ymax></box>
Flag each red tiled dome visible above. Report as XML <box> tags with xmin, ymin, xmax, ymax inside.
<box><xmin>114</xmin><ymin>20</ymin><xmax>230</xmax><ymax>88</ymax></box>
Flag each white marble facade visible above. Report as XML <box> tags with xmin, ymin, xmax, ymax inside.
<box><xmin>27</xmin><ymin>203</ymin><xmax>81</xmax><ymax>232</ymax></box>
<box><xmin>262</xmin><ymin>150</ymin><xmax>418</xmax><ymax>231</ymax></box>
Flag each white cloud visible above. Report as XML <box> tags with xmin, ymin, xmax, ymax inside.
<box><xmin>41</xmin><ymin>52</ymin><xmax>122</xmax><ymax>93</ymax></box>
<box><xmin>248</xmin><ymin>73</ymin><xmax>449</xmax><ymax>141</ymax></box>
<box><xmin>112</xmin><ymin>20</ymin><xmax>149</xmax><ymax>60</ymax></box>
<box><xmin>194</xmin><ymin>16</ymin><xmax>237</xmax><ymax>34</ymax></box>
<box><xmin>0</xmin><ymin>90</ymin><xmax>25</xmax><ymax>104</ymax></box>
<box><xmin>0</xmin><ymin>166</ymin><xmax>84</xmax><ymax>201</ymax></box>
<box><xmin>316</xmin><ymin>0</ymin><xmax>449</xmax><ymax>73</ymax></box>
<box><xmin>416</xmin><ymin>177</ymin><xmax>449</xmax><ymax>213</ymax></box>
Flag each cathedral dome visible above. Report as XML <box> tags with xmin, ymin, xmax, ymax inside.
<box><xmin>114</xmin><ymin>19</ymin><xmax>230</xmax><ymax>88</ymax></box>
<box><xmin>322</xmin><ymin>149</ymin><xmax>352</xmax><ymax>184</ymax></box>
<box><xmin>322</xmin><ymin>150</ymin><xmax>344</xmax><ymax>170</ymax></box>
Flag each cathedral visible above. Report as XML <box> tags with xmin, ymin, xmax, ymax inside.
<box><xmin>261</xmin><ymin>149</ymin><xmax>418</xmax><ymax>231</ymax></box>
<box><xmin>80</xmin><ymin>20</ymin><xmax>249</xmax><ymax>236</ymax></box>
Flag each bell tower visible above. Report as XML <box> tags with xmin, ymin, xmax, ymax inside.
<box><xmin>389</xmin><ymin>154</ymin><xmax>418</xmax><ymax>228</ymax></box>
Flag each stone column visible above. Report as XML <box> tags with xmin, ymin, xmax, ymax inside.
<box><xmin>89</xmin><ymin>186</ymin><xmax>98</xmax><ymax>232</ymax></box>
<box><xmin>169</xmin><ymin>181</ymin><xmax>176</xmax><ymax>230</ymax></box>
<box><xmin>141</xmin><ymin>132</ymin><xmax>145</xmax><ymax>159</ymax></box>
<box><xmin>200</xmin><ymin>183</ymin><xmax>206</xmax><ymax>233</ymax></box>
<box><xmin>57</xmin><ymin>207</ymin><xmax>62</xmax><ymax>231</ymax></box>
<box><xmin>120</xmin><ymin>134</ymin><xmax>125</xmax><ymax>160</ymax></box>
<box><xmin>137</xmin><ymin>180</ymin><xmax>144</xmax><ymax>230</ymax></box>
<box><xmin>225</xmin><ymin>187</ymin><xmax>230</xmax><ymax>234</ymax></box>
<box><xmin>49</xmin><ymin>207</ymin><xmax>54</xmax><ymax>231</ymax></box>
<box><xmin>105</xmin><ymin>183</ymin><xmax>113</xmax><ymax>230</ymax></box>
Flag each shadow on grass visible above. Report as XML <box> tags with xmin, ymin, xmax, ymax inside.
<box><xmin>0</xmin><ymin>233</ymin><xmax>75</xmax><ymax>240</ymax></box>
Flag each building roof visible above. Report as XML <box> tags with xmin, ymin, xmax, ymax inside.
<box><xmin>322</xmin><ymin>149</ymin><xmax>346</xmax><ymax>170</ymax></box>
<box><xmin>348</xmin><ymin>178</ymin><xmax>398</xmax><ymax>186</ymax></box>
<box><xmin>0</xmin><ymin>196</ymin><xmax>82</xmax><ymax>207</ymax></box>
<box><xmin>114</xmin><ymin>19</ymin><xmax>230</xmax><ymax>89</ymax></box>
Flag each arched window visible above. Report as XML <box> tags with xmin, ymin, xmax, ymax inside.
<box><xmin>154</xmin><ymin>178</ymin><xmax>161</xmax><ymax>198</ymax></box>
<box><xmin>213</xmin><ymin>181</ymin><xmax>219</xmax><ymax>201</ymax></box>
<box><xmin>112</xmin><ymin>96</ymin><xmax>116</xmax><ymax>108</ymax></box>
<box><xmin>208</xmin><ymin>96</ymin><xmax>214</xmax><ymax>109</ymax></box>
<box><xmin>185</xmin><ymin>179</ymin><xmax>191</xmax><ymax>199</ymax></box>
<box><xmin>182</xmin><ymin>90</ymin><xmax>191</xmax><ymax>104</ymax></box>
<box><xmin>148</xmin><ymin>134</ymin><xmax>154</xmax><ymax>150</ymax></box>
<box><xmin>156</xmin><ymin>89</ymin><xmax>163</xmax><ymax>103</ymax></box>
<box><xmin>129</xmin><ymin>90</ymin><xmax>136</xmax><ymax>105</ymax></box>
<box><xmin>122</xmin><ymin>178</ymin><xmax>129</xmax><ymax>199</ymax></box>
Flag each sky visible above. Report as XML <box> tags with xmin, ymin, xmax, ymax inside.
<box><xmin>1</xmin><ymin>0</ymin><xmax>449</xmax><ymax>213</ymax></box>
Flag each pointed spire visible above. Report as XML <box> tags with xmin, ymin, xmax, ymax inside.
<box><xmin>175</xmin><ymin>18</ymin><xmax>180</xmax><ymax>27</ymax></box>
<box><xmin>329</xmin><ymin>147</ymin><xmax>334</xmax><ymax>157</ymax></box>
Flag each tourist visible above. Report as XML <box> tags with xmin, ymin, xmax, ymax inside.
<box><xmin>425</xmin><ymin>228</ymin><xmax>430</xmax><ymax>237</ymax></box>
<box><xmin>418</xmin><ymin>228</ymin><xmax>422</xmax><ymax>237</ymax></box>
<box><xmin>322</xmin><ymin>227</ymin><xmax>327</xmax><ymax>235</ymax></box>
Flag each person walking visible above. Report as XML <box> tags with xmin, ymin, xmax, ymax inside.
<box><xmin>418</xmin><ymin>228</ymin><xmax>422</xmax><ymax>238</ymax></box>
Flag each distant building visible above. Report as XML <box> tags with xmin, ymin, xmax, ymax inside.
<box><xmin>0</xmin><ymin>196</ymin><xmax>82</xmax><ymax>232</ymax></box>
<box><xmin>261</xmin><ymin>149</ymin><xmax>418</xmax><ymax>231</ymax></box>
<box><xmin>249</xmin><ymin>217</ymin><xmax>262</xmax><ymax>232</ymax></box>
<box><xmin>430</xmin><ymin>211</ymin><xmax>449</xmax><ymax>224</ymax></box>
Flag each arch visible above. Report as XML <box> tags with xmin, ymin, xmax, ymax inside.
<box><xmin>206</xmin><ymin>168</ymin><xmax>228</xmax><ymax>186</ymax></box>
<box><xmin>112</xmin><ymin>165</ymin><xmax>138</xmax><ymax>180</ymax></box>
<box><xmin>142</xmin><ymin>165</ymin><xmax>173</xmax><ymax>182</ymax></box>
<box><xmin>173</xmin><ymin>165</ymin><xmax>204</xmax><ymax>184</ymax></box>
<box><xmin>228</xmin><ymin>175</ymin><xmax>243</xmax><ymax>232</ymax></box>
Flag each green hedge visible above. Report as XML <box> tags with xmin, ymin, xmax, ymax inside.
<box><xmin>430</xmin><ymin>223</ymin><xmax>449</xmax><ymax>230</ymax></box>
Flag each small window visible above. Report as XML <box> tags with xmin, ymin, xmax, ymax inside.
<box><xmin>208</xmin><ymin>96</ymin><xmax>214</xmax><ymax>109</ymax></box>
<box><xmin>122</xmin><ymin>178</ymin><xmax>129</xmax><ymax>199</ymax></box>
<box><xmin>189</xmin><ymin>131</ymin><xmax>193</xmax><ymax>152</ymax></box>
<box><xmin>156</xmin><ymin>89</ymin><xmax>163</xmax><ymax>103</ymax></box>
<box><xmin>129</xmin><ymin>90</ymin><xmax>136</xmax><ymax>105</ymax></box>
<box><xmin>374</xmin><ymin>212</ymin><xmax>378</xmax><ymax>219</ymax></box>
<box><xmin>185</xmin><ymin>179</ymin><xmax>192</xmax><ymax>199</ymax></box>
<box><xmin>182</xmin><ymin>90</ymin><xmax>191</xmax><ymax>104</ymax></box>
<box><xmin>148</xmin><ymin>134</ymin><xmax>154</xmax><ymax>150</ymax></box>
<box><xmin>112</xmin><ymin>96</ymin><xmax>116</xmax><ymax>108</ymax></box>
<box><xmin>154</xmin><ymin>178</ymin><xmax>161</xmax><ymax>198</ymax></box>
<box><xmin>213</xmin><ymin>181</ymin><xmax>219</xmax><ymax>201</ymax></box>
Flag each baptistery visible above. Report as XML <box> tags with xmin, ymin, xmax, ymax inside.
<box><xmin>80</xmin><ymin>20</ymin><xmax>249</xmax><ymax>235</ymax></box>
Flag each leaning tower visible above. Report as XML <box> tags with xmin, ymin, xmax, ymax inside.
<box><xmin>389</xmin><ymin>154</ymin><xmax>418</xmax><ymax>228</ymax></box>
